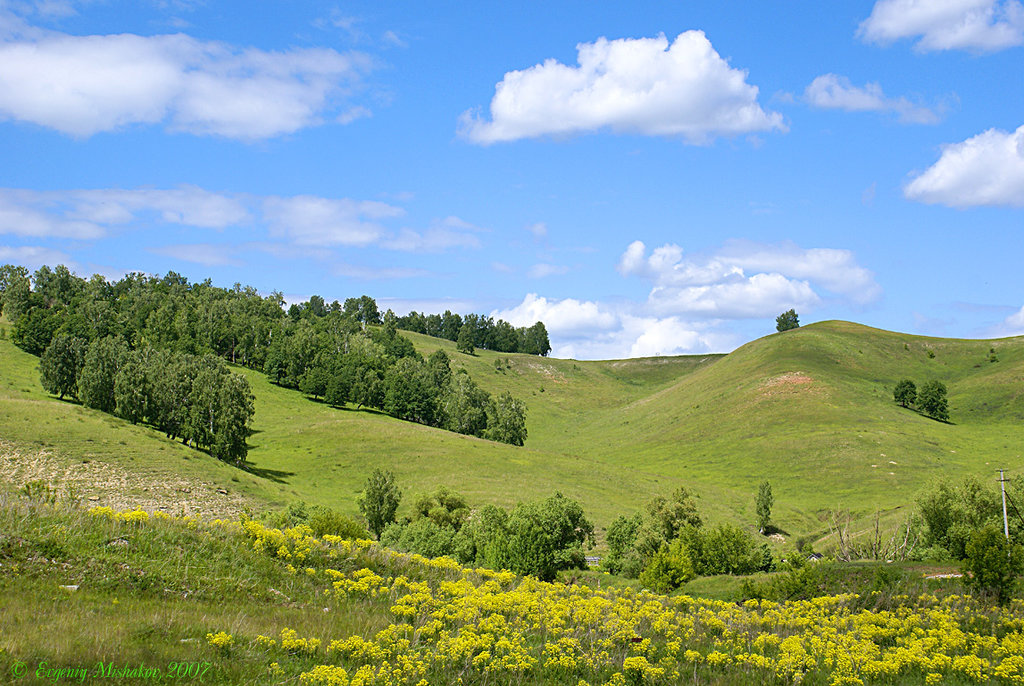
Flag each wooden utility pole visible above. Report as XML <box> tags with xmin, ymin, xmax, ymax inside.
<box><xmin>1000</xmin><ymin>469</ymin><xmax>1010</xmax><ymax>540</ymax></box>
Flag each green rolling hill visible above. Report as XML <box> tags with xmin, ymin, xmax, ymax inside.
<box><xmin>2</xmin><ymin>317</ymin><xmax>1023</xmax><ymax>542</ymax></box>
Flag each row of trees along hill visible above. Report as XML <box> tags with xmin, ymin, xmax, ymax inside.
<box><xmin>0</xmin><ymin>264</ymin><xmax>541</xmax><ymax>452</ymax></box>
<box><xmin>395</xmin><ymin>310</ymin><xmax>550</xmax><ymax>356</ymax></box>
<box><xmin>41</xmin><ymin>334</ymin><xmax>253</xmax><ymax>462</ymax></box>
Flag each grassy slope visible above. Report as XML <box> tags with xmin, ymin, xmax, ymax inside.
<box><xmin>3</xmin><ymin>318</ymin><xmax>1024</xmax><ymax>540</ymax></box>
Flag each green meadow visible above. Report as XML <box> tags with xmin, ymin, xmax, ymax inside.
<box><xmin>2</xmin><ymin>317</ymin><xmax>1023</xmax><ymax>542</ymax></box>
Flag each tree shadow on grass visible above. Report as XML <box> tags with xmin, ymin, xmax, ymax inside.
<box><xmin>236</xmin><ymin>461</ymin><xmax>295</xmax><ymax>484</ymax></box>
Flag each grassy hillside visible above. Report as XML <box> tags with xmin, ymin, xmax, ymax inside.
<box><xmin>3</xmin><ymin>317</ymin><xmax>1023</xmax><ymax>542</ymax></box>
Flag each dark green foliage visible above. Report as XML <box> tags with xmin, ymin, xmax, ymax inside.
<box><xmin>918</xmin><ymin>379</ymin><xmax>949</xmax><ymax>421</ymax></box>
<box><xmin>12</xmin><ymin>304</ymin><xmax>61</xmax><ymax>354</ymax></box>
<box><xmin>602</xmin><ymin>513</ymin><xmax>644</xmax><ymax>577</ymax></box>
<box><xmin>384</xmin><ymin>357</ymin><xmax>439</xmax><ymax>426</ymax></box>
<box><xmin>756</xmin><ymin>480</ymin><xmax>773</xmax><ymax>534</ymax></box>
<box><xmin>395</xmin><ymin>309</ymin><xmax>550</xmax><ymax>356</ymax></box>
<box><xmin>414</xmin><ymin>486</ymin><xmax>471</xmax><ymax>532</ymax></box>
<box><xmin>78</xmin><ymin>336</ymin><xmax>128</xmax><ymax>413</ymax></box>
<box><xmin>503</xmin><ymin>493</ymin><xmax>594</xmax><ymax>582</ymax></box>
<box><xmin>452</xmin><ymin>494</ymin><xmax>594</xmax><ymax>581</ymax></box>
<box><xmin>679</xmin><ymin>523</ymin><xmax>772</xmax><ymax>576</ymax></box>
<box><xmin>485</xmin><ymin>391</ymin><xmax>528</xmax><ymax>446</ymax></box>
<box><xmin>456</xmin><ymin>323</ymin><xmax>475</xmax><ymax>354</ymax></box>
<box><xmin>0</xmin><ymin>263</ymin><xmax>31</xmax><ymax>319</ymax></box>
<box><xmin>917</xmin><ymin>476</ymin><xmax>1016</xmax><ymax>559</ymax></box>
<box><xmin>776</xmin><ymin>309</ymin><xmax>800</xmax><ymax>332</ymax></box>
<box><xmin>893</xmin><ymin>378</ymin><xmax>917</xmax><ymax>408</ymax></box>
<box><xmin>962</xmin><ymin>525</ymin><xmax>1024</xmax><ymax>605</ymax></box>
<box><xmin>113</xmin><ymin>348</ymin><xmax>150</xmax><ymax>423</ymax></box>
<box><xmin>643</xmin><ymin>486</ymin><xmax>703</xmax><ymax>549</ymax></box>
<box><xmin>639</xmin><ymin>539</ymin><xmax>695</xmax><ymax>593</ymax></box>
<box><xmin>39</xmin><ymin>333</ymin><xmax>87</xmax><ymax>400</ymax></box>
<box><xmin>455</xmin><ymin>504</ymin><xmax>512</xmax><ymax>569</ymax></box>
<box><xmin>380</xmin><ymin>518</ymin><xmax>457</xmax><ymax>558</ymax></box>
<box><xmin>358</xmin><ymin>469</ymin><xmax>402</xmax><ymax>540</ymax></box>
<box><xmin>442</xmin><ymin>370</ymin><xmax>490</xmax><ymax>437</ymax></box>
<box><xmin>5</xmin><ymin>263</ymin><xmax>531</xmax><ymax>445</ymax></box>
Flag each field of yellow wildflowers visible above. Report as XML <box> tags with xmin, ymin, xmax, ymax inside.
<box><xmin>4</xmin><ymin>496</ymin><xmax>1024</xmax><ymax>685</ymax></box>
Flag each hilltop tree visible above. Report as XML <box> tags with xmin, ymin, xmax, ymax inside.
<box><xmin>776</xmin><ymin>309</ymin><xmax>800</xmax><ymax>332</ymax></box>
<box><xmin>918</xmin><ymin>380</ymin><xmax>949</xmax><ymax>422</ymax></box>
<box><xmin>756</xmin><ymin>480</ymin><xmax>774</xmax><ymax>534</ymax></box>
<box><xmin>893</xmin><ymin>379</ymin><xmax>917</xmax><ymax>408</ymax></box>
<box><xmin>359</xmin><ymin>468</ymin><xmax>402</xmax><ymax>540</ymax></box>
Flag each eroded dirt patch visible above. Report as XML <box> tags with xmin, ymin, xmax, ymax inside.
<box><xmin>0</xmin><ymin>439</ymin><xmax>251</xmax><ymax>518</ymax></box>
<box><xmin>758</xmin><ymin>371</ymin><xmax>825</xmax><ymax>398</ymax></box>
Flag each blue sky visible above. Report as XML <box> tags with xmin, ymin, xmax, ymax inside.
<box><xmin>0</xmin><ymin>0</ymin><xmax>1022</xmax><ymax>359</ymax></box>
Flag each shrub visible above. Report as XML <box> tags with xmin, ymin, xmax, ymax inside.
<box><xmin>962</xmin><ymin>525</ymin><xmax>1024</xmax><ymax>605</ymax></box>
<box><xmin>639</xmin><ymin>539</ymin><xmax>694</xmax><ymax>593</ymax></box>
<box><xmin>308</xmin><ymin>506</ymin><xmax>368</xmax><ymax>540</ymax></box>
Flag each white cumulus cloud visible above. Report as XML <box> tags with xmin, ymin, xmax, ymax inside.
<box><xmin>0</xmin><ymin>28</ymin><xmax>372</xmax><ymax>138</ymax></box>
<box><xmin>262</xmin><ymin>195</ymin><xmax>403</xmax><ymax>247</ymax></box>
<box><xmin>804</xmin><ymin>73</ymin><xmax>938</xmax><ymax>124</ymax></box>
<box><xmin>619</xmin><ymin>240</ymin><xmax>880</xmax><ymax>317</ymax></box>
<box><xmin>904</xmin><ymin>124</ymin><xmax>1024</xmax><ymax>207</ymax></box>
<box><xmin>858</xmin><ymin>0</ymin><xmax>1024</xmax><ymax>52</ymax></box>
<box><xmin>459</xmin><ymin>31</ymin><xmax>784</xmax><ymax>144</ymax></box>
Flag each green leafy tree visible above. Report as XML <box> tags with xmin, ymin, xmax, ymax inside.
<box><xmin>776</xmin><ymin>309</ymin><xmax>800</xmax><ymax>332</ymax></box>
<box><xmin>78</xmin><ymin>336</ymin><xmax>128</xmax><ymax>413</ymax></box>
<box><xmin>0</xmin><ymin>264</ymin><xmax>31</xmax><ymax>319</ymax></box>
<box><xmin>414</xmin><ymin>486</ymin><xmax>470</xmax><ymax>531</ymax></box>
<box><xmin>504</xmin><ymin>493</ymin><xmax>594</xmax><ymax>581</ymax></box>
<box><xmin>917</xmin><ymin>476</ymin><xmax>1012</xmax><ymax>559</ymax></box>
<box><xmin>893</xmin><ymin>379</ymin><xmax>917</xmax><ymax>408</ymax></box>
<box><xmin>680</xmin><ymin>523</ymin><xmax>772</xmax><ymax>576</ymax></box>
<box><xmin>114</xmin><ymin>348</ymin><xmax>151</xmax><ymax>424</ymax></box>
<box><xmin>962</xmin><ymin>525</ymin><xmax>1024</xmax><ymax>605</ymax></box>
<box><xmin>39</xmin><ymin>333</ymin><xmax>87</xmax><ymax>400</ymax></box>
<box><xmin>442</xmin><ymin>370</ymin><xmax>490</xmax><ymax>437</ymax></box>
<box><xmin>756</xmin><ymin>480</ymin><xmax>774</xmax><ymax>534</ymax></box>
<box><xmin>485</xmin><ymin>391</ymin><xmax>528</xmax><ymax>446</ymax></box>
<box><xmin>602</xmin><ymin>513</ymin><xmax>644</xmax><ymax>577</ymax></box>
<box><xmin>456</xmin><ymin>323</ymin><xmax>475</xmax><ymax>354</ymax></box>
<box><xmin>358</xmin><ymin>468</ymin><xmax>402</xmax><ymax>540</ymax></box>
<box><xmin>918</xmin><ymin>380</ymin><xmax>949</xmax><ymax>421</ymax></box>
<box><xmin>384</xmin><ymin>357</ymin><xmax>439</xmax><ymax>426</ymax></box>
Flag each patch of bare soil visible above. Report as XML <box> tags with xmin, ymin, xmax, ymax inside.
<box><xmin>758</xmin><ymin>371</ymin><xmax>825</xmax><ymax>398</ymax></box>
<box><xmin>0</xmin><ymin>439</ymin><xmax>251</xmax><ymax>518</ymax></box>
<box><xmin>524</xmin><ymin>361</ymin><xmax>567</xmax><ymax>385</ymax></box>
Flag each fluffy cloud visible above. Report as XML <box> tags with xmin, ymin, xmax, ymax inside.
<box><xmin>858</xmin><ymin>0</ymin><xmax>1024</xmax><ymax>52</ymax></box>
<box><xmin>804</xmin><ymin>73</ymin><xmax>938</xmax><ymax>124</ymax></box>
<box><xmin>0</xmin><ymin>28</ymin><xmax>372</xmax><ymax>138</ymax></box>
<box><xmin>0</xmin><ymin>244</ymin><xmax>72</xmax><ymax>270</ymax></box>
<box><xmin>619</xmin><ymin>240</ymin><xmax>880</xmax><ymax>317</ymax></box>
<box><xmin>527</xmin><ymin>263</ymin><xmax>569</xmax><ymax>278</ymax></box>
<box><xmin>0</xmin><ymin>187</ymin><xmax>249</xmax><ymax>239</ymax></box>
<box><xmin>148</xmin><ymin>243</ymin><xmax>240</xmax><ymax>267</ymax></box>
<box><xmin>492</xmin><ymin>293</ymin><xmax>617</xmax><ymax>336</ymax></box>
<box><xmin>0</xmin><ymin>187</ymin><xmax>486</xmax><ymax>258</ymax></box>
<box><xmin>381</xmin><ymin>216</ymin><xmax>483</xmax><ymax>252</ymax></box>
<box><xmin>460</xmin><ymin>31</ymin><xmax>784</xmax><ymax>144</ymax></box>
<box><xmin>904</xmin><ymin>124</ymin><xmax>1024</xmax><ymax>207</ymax></box>
<box><xmin>1004</xmin><ymin>306</ymin><xmax>1024</xmax><ymax>332</ymax></box>
<box><xmin>262</xmin><ymin>196</ymin><xmax>402</xmax><ymax>247</ymax></box>
<box><xmin>490</xmin><ymin>294</ymin><xmax>726</xmax><ymax>359</ymax></box>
